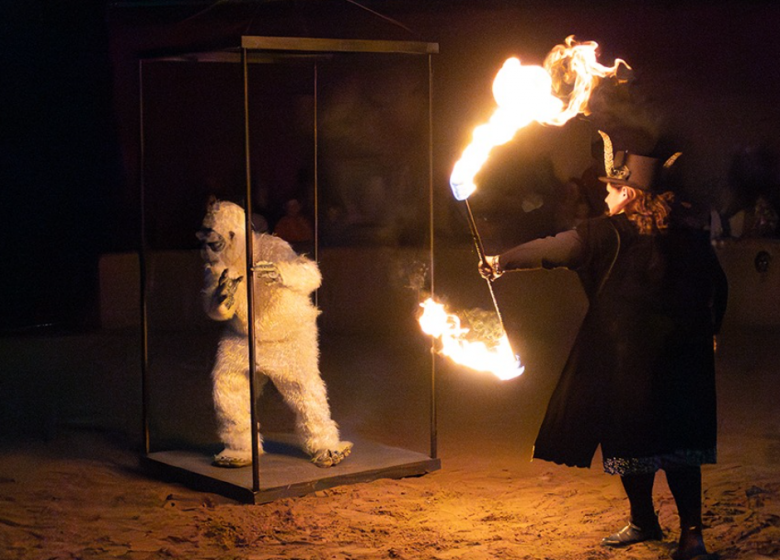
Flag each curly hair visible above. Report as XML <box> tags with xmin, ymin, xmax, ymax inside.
<box><xmin>625</xmin><ymin>190</ymin><xmax>675</xmax><ymax>235</ymax></box>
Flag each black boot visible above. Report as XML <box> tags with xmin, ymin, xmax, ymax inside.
<box><xmin>603</xmin><ymin>472</ymin><xmax>663</xmax><ymax>547</ymax></box>
<box><xmin>602</xmin><ymin>517</ymin><xmax>663</xmax><ymax>547</ymax></box>
<box><xmin>666</xmin><ymin>467</ymin><xmax>716</xmax><ymax>560</ymax></box>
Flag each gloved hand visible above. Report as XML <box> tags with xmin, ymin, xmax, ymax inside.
<box><xmin>478</xmin><ymin>255</ymin><xmax>502</xmax><ymax>282</ymax></box>
<box><xmin>216</xmin><ymin>268</ymin><xmax>244</xmax><ymax>309</ymax></box>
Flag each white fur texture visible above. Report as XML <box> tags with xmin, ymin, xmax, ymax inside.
<box><xmin>199</xmin><ymin>199</ymin><xmax>348</xmax><ymax>464</ymax></box>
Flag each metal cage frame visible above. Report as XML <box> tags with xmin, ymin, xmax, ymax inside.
<box><xmin>139</xmin><ymin>36</ymin><xmax>440</xmax><ymax>503</ymax></box>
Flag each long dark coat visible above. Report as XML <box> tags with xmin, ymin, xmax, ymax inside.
<box><xmin>498</xmin><ymin>214</ymin><xmax>729</xmax><ymax>468</ymax></box>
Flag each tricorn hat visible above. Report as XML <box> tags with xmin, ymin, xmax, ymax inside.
<box><xmin>597</xmin><ymin>131</ymin><xmax>682</xmax><ymax>192</ymax></box>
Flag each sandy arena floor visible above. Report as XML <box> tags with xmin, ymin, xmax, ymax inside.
<box><xmin>0</xmin><ymin>326</ymin><xmax>778</xmax><ymax>560</ymax></box>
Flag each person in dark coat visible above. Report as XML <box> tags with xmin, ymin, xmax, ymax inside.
<box><xmin>479</xmin><ymin>133</ymin><xmax>728</xmax><ymax>560</ymax></box>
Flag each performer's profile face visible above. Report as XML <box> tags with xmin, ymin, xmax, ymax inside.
<box><xmin>604</xmin><ymin>183</ymin><xmax>629</xmax><ymax>215</ymax></box>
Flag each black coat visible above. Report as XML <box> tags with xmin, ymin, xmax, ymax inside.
<box><xmin>498</xmin><ymin>214</ymin><xmax>728</xmax><ymax>468</ymax></box>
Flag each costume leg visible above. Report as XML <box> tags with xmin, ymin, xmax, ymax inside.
<box><xmin>258</xmin><ymin>336</ymin><xmax>352</xmax><ymax>467</ymax></box>
<box><xmin>211</xmin><ymin>334</ymin><xmax>265</xmax><ymax>466</ymax></box>
<box><xmin>666</xmin><ymin>466</ymin><xmax>710</xmax><ymax>559</ymax></box>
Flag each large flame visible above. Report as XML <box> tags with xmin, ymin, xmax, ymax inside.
<box><xmin>450</xmin><ymin>36</ymin><xmax>629</xmax><ymax>201</ymax></box>
<box><xmin>418</xmin><ymin>298</ymin><xmax>523</xmax><ymax>381</ymax></box>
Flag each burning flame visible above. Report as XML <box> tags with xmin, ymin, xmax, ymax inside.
<box><xmin>418</xmin><ymin>298</ymin><xmax>524</xmax><ymax>381</ymax></box>
<box><xmin>450</xmin><ymin>36</ymin><xmax>630</xmax><ymax>201</ymax></box>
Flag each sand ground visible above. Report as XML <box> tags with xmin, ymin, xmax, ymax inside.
<box><xmin>0</xmin><ymin>326</ymin><xmax>778</xmax><ymax>560</ymax></box>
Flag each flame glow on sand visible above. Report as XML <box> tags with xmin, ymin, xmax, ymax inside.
<box><xmin>419</xmin><ymin>298</ymin><xmax>524</xmax><ymax>381</ymax></box>
<box><xmin>450</xmin><ymin>36</ymin><xmax>629</xmax><ymax>201</ymax></box>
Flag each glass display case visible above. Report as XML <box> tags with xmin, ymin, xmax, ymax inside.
<box><xmin>138</xmin><ymin>36</ymin><xmax>440</xmax><ymax>503</ymax></box>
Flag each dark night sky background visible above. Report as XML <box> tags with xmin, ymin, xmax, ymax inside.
<box><xmin>1</xmin><ymin>0</ymin><xmax>779</xmax><ymax>332</ymax></box>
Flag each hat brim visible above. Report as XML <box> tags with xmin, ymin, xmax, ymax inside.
<box><xmin>598</xmin><ymin>176</ymin><xmax>652</xmax><ymax>191</ymax></box>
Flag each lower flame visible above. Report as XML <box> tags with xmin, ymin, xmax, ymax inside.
<box><xmin>418</xmin><ymin>298</ymin><xmax>524</xmax><ymax>381</ymax></box>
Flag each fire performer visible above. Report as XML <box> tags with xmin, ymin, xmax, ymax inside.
<box><xmin>479</xmin><ymin>134</ymin><xmax>727</xmax><ymax>560</ymax></box>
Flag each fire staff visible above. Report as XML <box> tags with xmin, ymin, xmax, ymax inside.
<box><xmin>479</xmin><ymin>132</ymin><xmax>727</xmax><ymax>560</ymax></box>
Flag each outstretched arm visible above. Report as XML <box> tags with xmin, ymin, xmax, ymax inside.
<box><xmin>498</xmin><ymin>229</ymin><xmax>585</xmax><ymax>271</ymax></box>
<box><xmin>479</xmin><ymin>229</ymin><xmax>585</xmax><ymax>280</ymax></box>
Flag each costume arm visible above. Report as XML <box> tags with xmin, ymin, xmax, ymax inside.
<box><xmin>497</xmin><ymin>229</ymin><xmax>585</xmax><ymax>273</ymax></box>
<box><xmin>255</xmin><ymin>256</ymin><xmax>322</xmax><ymax>295</ymax></box>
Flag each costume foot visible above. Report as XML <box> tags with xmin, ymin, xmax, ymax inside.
<box><xmin>311</xmin><ymin>441</ymin><xmax>353</xmax><ymax>468</ymax></box>
<box><xmin>602</xmin><ymin>520</ymin><xmax>663</xmax><ymax>547</ymax></box>
<box><xmin>213</xmin><ymin>449</ymin><xmax>253</xmax><ymax>468</ymax></box>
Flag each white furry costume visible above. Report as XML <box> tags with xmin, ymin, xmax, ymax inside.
<box><xmin>196</xmin><ymin>199</ymin><xmax>352</xmax><ymax>468</ymax></box>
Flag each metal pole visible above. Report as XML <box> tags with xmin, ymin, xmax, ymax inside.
<box><xmin>427</xmin><ymin>54</ymin><xmax>437</xmax><ymax>461</ymax></box>
<box><xmin>139</xmin><ymin>59</ymin><xmax>150</xmax><ymax>456</ymax></box>
<box><xmin>243</xmin><ymin>47</ymin><xmax>261</xmax><ymax>494</ymax></box>
<box><xmin>463</xmin><ymin>199</ymin><xmax>506</xmax><ymax>334</ymax></box>
<box><xmin>313</xmin><ymin>62</ymin><xmax>319</xmax><ymax>307</ymax></box>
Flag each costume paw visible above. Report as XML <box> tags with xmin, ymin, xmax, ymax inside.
<box><xmin>311</xmin><ymin>441</ymin><xmax>353</xmax><ymax>468</ymax></box>
<box><xmin>216</xmin><ymin>269</ymin><xmax>244</xmax><ymax>309</ymax></box>
<box><xmin>213</xmin><ymin>449</ymin><xmax>253</xmax><ymax>468</ymax></box>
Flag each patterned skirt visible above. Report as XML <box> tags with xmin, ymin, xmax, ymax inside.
<box><xmin>603</xmin><ymin>448</ymin><xmax>717</xmax><ymax>475</ymax></box>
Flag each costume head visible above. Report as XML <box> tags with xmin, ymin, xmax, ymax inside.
<box><xmin>196</xmin><ymin>198</ymin><xmax>247</xmax><ymax>266</ymax></box>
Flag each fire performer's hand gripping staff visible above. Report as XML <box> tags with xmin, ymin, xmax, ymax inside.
<box><xmin>448</xmin><ymin>36</ymin><xmax>629</xmax><ymax>350</ymax></box>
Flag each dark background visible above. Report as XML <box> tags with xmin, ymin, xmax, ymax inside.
<box><xmin>2</xmin><ymin>0</ymin><xmax>779</xmax><ymax>332</ymax></box>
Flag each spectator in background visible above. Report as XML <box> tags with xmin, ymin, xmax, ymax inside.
<box><xmin>274</xmin><ymin>199</ymin><xmax>314</xmax><ymax>252</ymax></box>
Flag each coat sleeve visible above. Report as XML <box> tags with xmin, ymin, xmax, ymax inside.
<box><xmin>709</xmin><ymin>247</ymin><xmax>729</xmax><ymax>334</ymax></box>
<box><xmin>497</xmin><ymin>229</ymin><xmax>586</xmax><ymax>272</ymax></box>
